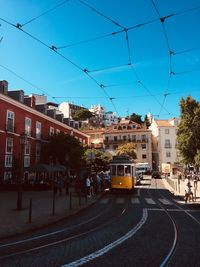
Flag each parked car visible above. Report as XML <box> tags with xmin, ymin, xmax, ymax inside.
<box><xmin>152</xmin><ymin>171</ymin><xmax>161</xmax><ymax>179</ymax></box>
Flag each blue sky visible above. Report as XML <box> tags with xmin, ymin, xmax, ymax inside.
<box><xmin>1</xmin><ymin>0</ymin><xmax>200</xmax><ymax>119</ymax></box>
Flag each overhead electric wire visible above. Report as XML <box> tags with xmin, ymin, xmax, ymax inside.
<box><xmin>20</xmin><ymin>0</ymin><xmax>70</xmax><ymax>27</ymax></box>
<box><xmin>0</xmin><ymin>63</ymin><xmax>54</xmax><ymax>99</ymax></box>
<box><xmin>172</xmin><ymin>45</ymin><xmax>200</xmax><ymax>55</ymax></box>
<box><xmin>77</xmin><ymin>0</ymin><xmax>125</xmax><ymax>29</ymax></box>
<box><xmin>0</xmin><ymin>16</ymin><xmax>119</xmax><ymax>115</ymax></box>
<box><xmin>56</xmin><ymin>31</ymin><xmax>123</xmax><ymax>49</ymax></box>
<box><xmin>150</xmin><ymin>0</ymin><xmax>173</xmax><ymax>116</ymax></box>
<box><xmin>125</xmin><ymin>30</ymin><xmax>132</xmax><ymax>65</ymax></box>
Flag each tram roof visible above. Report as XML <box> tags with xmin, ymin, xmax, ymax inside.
<box><xmin>110</xmin><ymin>156</ymin><xmax>133</xmax><ymax>164</ymax></box>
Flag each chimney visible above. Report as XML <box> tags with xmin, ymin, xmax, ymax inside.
<box><xmin>24</xmin><ymin>95</ymin><xmax>36</xmax><ymax>109</ymax></box>
<box><xmin>8</xmin><ymin>90</ymin><xmax>24</xmax><ymax>103</ymax></box>
<box><xmin>0</xmin><ymin>80</ymin><xmax>8</xmax><ymax>95</ymax></box>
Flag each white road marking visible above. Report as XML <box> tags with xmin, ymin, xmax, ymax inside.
<box><xmin>116</xmin><ymin>198</ymin><xmax>124</xmax><ymax>204</ymax></box>
<box><xmin>131</xmin><ymin>197</ymin><xmax>140</xmax><ymax>204</ymax></box>
<box><xmin>158</xmin><ymin>198</ymin><xmax>172</xmax><ymax>205</ymax></box>
<box><xmin>145</xmin><ymin>198</ymin><xmax>156</xmax><ymax>205</ymax></box>
<box><xmin>61</xmin><ymin>209</ymin><xmax>148</xmax><ymax>267</ymax></box>
<box><xmin>99</xmin><ymin>198</ymin><xmax>109</xmax><ymax>204</ymax></box>
<box><xmin>147</xmin><ymin>208</ymin><xmax>164</xmax><ymax>211</ymax></box>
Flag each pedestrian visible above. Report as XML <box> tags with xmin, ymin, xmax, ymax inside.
<box><xmin>86</xmin><ymin>176</ymin><xmax>91</xmax><ymax>197</ymax></box>
<box><xmin>90</xmin><ymin>176</ymin><xmax>94</xmax><ymax>196</ymax></box>
<box><xmin>185</xmin><ymin>175</ymin><xmax>194</xmax><ymax>203</ymax></box>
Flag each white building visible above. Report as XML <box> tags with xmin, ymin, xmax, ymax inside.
<box><xmin>149</xmin><ymin>117</ymin><xmax>180</xmax><ymax>172</ymax></box>
<box><xmin>104</xmin><ymin>111</ymin><xmax>118</xmax><ymax>126</ymax></box>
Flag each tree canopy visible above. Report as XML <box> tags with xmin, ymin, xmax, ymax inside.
<box><xmin>116</xmin><ymin>142</ymin><xmax>137</xmax><ymax>160</ymax></box>
<box><xmin>177</xmin><ymin>96</ymin><xmax>200</xmax><ymax>165</ymax></box>
<box><xmin>129</xmin><ymin>113</ymin><xmax>143</xmax><ymax>124</ymax></box>
<box><xmin>44</xmin><ymin>132</ymin><xmax>84</xmax><ymax>170</ymax></box>
<box><xmin>73</xmin><ymin>109</ymin><xmax>94</xmax><ymax>121</ymax></box>
<box><xmin>84</xmin><ymin>148</ymin><xmax>111</xmax><ymax>172</ymax></box>
<box><xmin>144</xmin><ymin>115</ymin><xmax>151</xmax><ymax>128</ymax></box>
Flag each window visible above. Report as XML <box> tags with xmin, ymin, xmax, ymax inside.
<box><xmin>165</xmin><ymin>129</ymin><xmax>170</xmax><ymax>134</ymax></box>
<box><xmin>141</xmin><ymin>144</ymin><xmax>146</xmax><ymax>150</ymax></box>
<box><xmin>6</xmin><ymin>110</ymin><xmax>14</xmax><ymax>132</ymax></box>
<box><xmin>142</xmin><ymin>154</ymin><xmax>147</xmax><ymax>159</ymax></box>
<box><xmin>166</xmin><ymin>151</ymin><xmax>171</xmax><ymax>157</ymax></box>
<box><xmin>123</xmin><ymin>136</ymin><xmax>127</xmax><ymax>141</ymax></box>
<box><xmin>141</xmin><ymin>135</ymin><xmax>146</xmax><ymax>142</ymax></box>
<box><xmin>56</xmin><ymin>129</ymin><xmax>60</xmax><ymax>134</ymax></box>
<box><xmin>25</xmin><ymin>117</ymin><xmax>31</xmax><ymax>136</ymax></box>
<box><xmin>36</xmin><ymin>143</ymin><xmax>41</xmax><ymax>163</ymax></box>
<box><xmin>5</xmin><ymin>155</ymin><xmax>12</xmax><ymax>167</ymax></box>
<box><xmin>24</xmin><ymin>156</ymin><xmax>30</xmax><ymax>167</ymax></box>
<box><xmin>36</xmin><ymin>121</ymin><xmax>41</xmax><ymax>139</ymax></box>
<box><xmin>132</xmin><ymin>125</ymin><xmax>136</xmax><ymax>129</ymax></box>
<box><xmin>50</xmin><ymin>127</ymin><xmax>54</xmax><ymax>136</ymax></box>
<box><xmin>117</xmin><ymin>165</ymin><xmax>124</xmax><ymax>176</ymax></box>
<box><xmin>165</xmin><ymin>139</ymin><xmax>171</xmax><ymax>148</ymax></box>
<box><xmin>132</xmin><ymin>135</ymin><xmax>136</xmax><ymax>141</ymax></box>
<box><xmin>6</xmin><ymin>138</ymin><xmax>13</xmax><ymax>154</ymax></box>
<box><xmin>24</xmin><ymin>142</ymin><xmax>30</xmax><ymax>155</ymax></box>
<box><xmin>114</xmin><ymin>136</ymin><xmax>118</xmax><ymax>141</ymax></box>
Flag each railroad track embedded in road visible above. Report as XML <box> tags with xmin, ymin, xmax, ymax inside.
<box><xmin>0</xmin><ymin>195</ymin><xmax>128</xmax><ymax>261</ymax></box>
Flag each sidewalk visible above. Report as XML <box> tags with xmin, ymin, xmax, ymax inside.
<box><xmin>162</xmin><ymin>175</ymin><xmax>200</xmax><ymax>203</ymax></box>
<box><xmin>0</xmin><ymin>187</ymin><xmax>100</xmax><ymax>239</ymax></box>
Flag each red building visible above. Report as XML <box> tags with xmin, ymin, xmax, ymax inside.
<box><xmin>0</xmin><ymin>80</ymin><xmax>89</xmax><ymax>185</ymax></box>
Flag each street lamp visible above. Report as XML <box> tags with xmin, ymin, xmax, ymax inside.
<box><xmin>17</xmin><ymin>133</ymin><xmax>27</xmax><ymax>210</ymax></box>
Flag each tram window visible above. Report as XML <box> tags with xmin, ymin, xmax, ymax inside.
<box><xmin>125</xmin><ymin>165</ymin><xmax>131</xmax><ymax>176</ymax></box>
<box><xmin>117</xmin><ymin>165</ymin><xmax>124</xmax><ymax>176</ymax></box>
<box><xmin>111</xmin><ymin>165</ymin><xmax>116</xmax><ymax>176</ymax></box>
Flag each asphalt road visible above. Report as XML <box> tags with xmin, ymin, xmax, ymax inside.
<box><xmin>1</xmin><ymin>175</ymin><xmax>200</xmax><ymax>267</ymax></box>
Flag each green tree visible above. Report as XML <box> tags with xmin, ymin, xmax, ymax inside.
<box><xmin>194</xmin><ymin>150</ymin><xmax>200</xmax><ymax>168</ymax></box>
<box><xmin>116</xmin><ymin>142</ymin><xmax>137</xmax><ymax>160</ymax></box>
<box><xmin>44</xmin><ymin>132</ymin><xmax>84</xmax><ymax>170</ymax></box>
<box><xmin>144</xmin><ymin>115</ymin><xmax>151</xmax><ymax>128</ymax></box>
<box><xmin>129</xmin><ymin>113</ymin><xmax>143</xmax><ymax>124</ymax></box>
<box><xmin>84</xmin><ymin>148</ymin><xmax>111</xmax><ymax>172</ymax></box>
<box><xmin>177</xmin><ymin>96</ymin><xmax>200</xmax><ymax>164</ymax></box>
<box><xmin>73</xmin><ymin>109</ymin><xmax>94</xmax><ymax>121</ymax></box>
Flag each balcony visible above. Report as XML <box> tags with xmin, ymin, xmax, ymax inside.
<box><xmin>164</xmin><ymin>144</ymin><xmax>172</xmax><ymax>149</ymax></box>
<box><xmin>104</xmin><ymin>138</ymin><xmax>148</xmax><ymax>144</ymax></box>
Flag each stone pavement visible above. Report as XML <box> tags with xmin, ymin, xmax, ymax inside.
<box><xmin>0</xmin><ymin>187</ymin><xmax>100</xmax><ymax>239</ymax></box>
<box><xmin>162</xmin><ymin>175</ymin><xmax>200</xmax><ymax>203</ymax></box>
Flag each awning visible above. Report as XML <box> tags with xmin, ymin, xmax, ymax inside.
<box><xmin>30</xmin><ymin>164</ymin><xmax>66</xmax><ymax>172</ymax></box>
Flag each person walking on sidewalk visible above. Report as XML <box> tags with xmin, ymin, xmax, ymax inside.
<box><xmin>185</xmin><ymin>175</ymin><xmax>194</xmax><ymax>203</ymax></box>
<box><xmin>86</xmin><ymin>176</ymin><xmax>91</xmax><ymax>197</ymax></box>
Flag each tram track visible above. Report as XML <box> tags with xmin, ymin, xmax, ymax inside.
<box><xmin>147</xmin><ymin>177</ymin><xmax>178</xmax><ymax>267</ymax></box>
<box><xmin>0</xmin><ymin>196</ymin><xmax>129</xmax><ymax>261</ymax></box>
<box><xmin>148</xmin><ymin>176</ymin><xmax>200</xmax><ymax>267</ymax></box>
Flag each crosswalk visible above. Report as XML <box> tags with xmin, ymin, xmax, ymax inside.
<box><xmin>99</xmin><ymin>197</ymin><xmax>175</xmax><ymax>206</ymax></box>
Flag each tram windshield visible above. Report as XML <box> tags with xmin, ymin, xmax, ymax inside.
<box><xmin>117</xmin><ymin>165</ymin><xmax>124</xmax><ymax>176</ymax></box>
<box><xmin>124</xmin><ymin>165</ymin><xmax>131</xmax><ymax>176</ymax></box>
<box><xmin>111</xmin><ymin>165</ymin><xmax>132</xmax><ymax>176</ymax></box>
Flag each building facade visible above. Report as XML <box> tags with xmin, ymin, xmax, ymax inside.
<box><xmin>0</xmin><ymin>81</ymin><xmax>89</xmax><ymax>184</ymax></box>
<box><xmin>149</xmin><ymin>118</ymin><xmax>180</xmax><ymax>172</ymax></box>
<box><xmin>102</xmin><ymin>120</ymin><xmax>152</xmax><ymax>169</ymax></box>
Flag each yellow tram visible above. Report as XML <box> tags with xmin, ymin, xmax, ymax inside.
<box><xmin>110</xmin><ymin>155</ymin><xmax>136</xmax><ymax>191</ymax></box>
